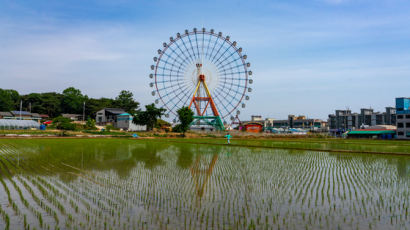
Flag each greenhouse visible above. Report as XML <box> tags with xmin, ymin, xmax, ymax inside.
<box><xmin>0</xmin><ymin>119</ymin><xmax>40</xmax><ymax>130</ymax></box>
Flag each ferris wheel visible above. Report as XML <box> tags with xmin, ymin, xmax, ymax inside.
<box><xmin>149</xmin><ymin>28</ymin><xmax>253</xmax><ymax>130</ymax></box>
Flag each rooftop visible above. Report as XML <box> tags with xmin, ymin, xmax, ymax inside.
<box><xmin>0</xmin><ymin>112</ymin><xmax>12</xmax><ymax>117</ymax></box>
<box><xmin>348</xmin><ymin>129</ymin><xmax>396</xmax><ymax>135</ymax></box>
<box><xmin>11</xmin><ymin>111</ymin><xmax>32</xmax><ymax>116</ymax></box>
<box><xmin>104</xmin><ymin>108</ymin><xmax>126</xmax><ymax>115</ymax></box>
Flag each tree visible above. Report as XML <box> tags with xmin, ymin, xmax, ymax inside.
<box><xmin>85</xmin><ymin>118</ymin><xmax>97</xmax><ymax>130</ymax></box>
<box><xmin>62</xmin><ymin>87</ymin><xmax>87</xmax><ymax>114</ymax></box>
<box><xmin>41</xmin><ymin>92</ymin><xmax>63</xmax><ymax>117</ymax></box>
<box><xmin>20</xmin><ymin>92</ymin><xmax>63</xmax><ymax>117</ymax></box>
<box><xmin>53</xmin><ymin>116</ymin><xmax>76</xmax><ymax>131</ymax></box>
<box><xmin>114</xmin><ymin>90</ymin><xmax>139</xmax><ymax>113</ymax></box>
<box><xmin>0</xmin><ymin>89</ymin><xmax>18</xmax><ymax>111</ymax></box>
<box><xmin>5</xmin><ymin>89</ymin><xmax>20</xmax><ymax>109</ymax></box>
<box><xmin>85</xmin><ymin>97</ymin><xmax>115</xmax><ymax>119</ymax></box>
<box><xmin>133</xmin><ymin>104</ymin><xmax>166</xmax><ymax>131</ymax></box>
<box><xmin>173</xmin><ymin>106</ymin><xmax>194</xmax><ymax>135</ymax></box>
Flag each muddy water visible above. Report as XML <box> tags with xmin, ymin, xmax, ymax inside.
<box><xmin>0</xmin><ymin>138</ymin><xmax>408</xmax><ymax>229</ymax></box>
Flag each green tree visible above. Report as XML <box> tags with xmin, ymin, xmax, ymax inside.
<box><xmin>41</xmin><ymin>92</ymin><xmax>63</xmax><ymax>117</ymax></box>
<box><xmin>5</xmin><ymin>89</ymin><xmax>20</xmax><ymax>109</ymax></box>
<box><xmin>85</xmin><ymin>118</ymin><xmax>97</xmax><ymax>130</ymax></box>
<box><xmin>22</xmin><ymin>92</ymin><xmax>63</xmax><ymax>118</ymax></box>
<box><xmin>114</xmin><ymin>90</ymin><xmax>139</xmax><ymax>113</ymax></box>
<box><xmin>0</xmin><ymin>89</ymin><xmax>18</xmax><ymax>111</ymax></box>
<box><xmin>85</xmin><ymin>97</ymin><xmax>115</xmax><ymax>119</ymax></box>
<box><xmin>53</xmin><ymin>116</ymin><xmax>76</xmax><ymax>131</ymax></box>
<box><xmin>173</xmin><ymin>106</ymin><xmax>194</xmax><ymax>135</ymax></box>
<box><xmin>133</xmin><ymin>103</ymin><xmax>166</xmax><ymax>131</ymax></box>
<box><xmin>62</xmin><ymin>87</ymin><xmax>87</xmax><ymax>114</ymax></box>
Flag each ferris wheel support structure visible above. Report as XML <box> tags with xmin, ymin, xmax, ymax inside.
<box><xmin>188</xmin><ymin>63</ymin><xmax>225</xmax><ymax>130</ymax></box>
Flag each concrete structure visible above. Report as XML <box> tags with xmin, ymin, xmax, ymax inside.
<box><xmin>96</xmin><ymin>108</ymin><xmax>126</xmax><ymax>125</ymax></box>
<box><xmin>328</xmin><ymin>107</ymin><xmax>396</xmax><ymax>136</ymax></box>
<box><xmin>251</xmin><ymin>115</ymin><xmax>263</xmax><ymax>122</ymax></box>
<box><xmin>396</xmin><ymin>97</ymin><xmax>410</xmax><ymax>139</ymax></box>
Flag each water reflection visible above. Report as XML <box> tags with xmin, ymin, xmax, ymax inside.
<box><xmin>0</xmin><ymin>139</ymin><xmax>409</xmax><ymax>230</ymax></box>
<box><xmin>0</xmin><ymin>139</ymin><xmax>409</xmax><ymax>181</ymax></box>
<box><xmin>190</xmin><ymin>153</ymin><xmax>218</xmax><ymax>198</ymax></box>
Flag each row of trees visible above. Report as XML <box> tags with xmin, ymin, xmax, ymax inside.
<box><xmin>1</xmin><ymin>87</ymin><xmax>195</xmax><ymax>133</ymax></box>
<box><xmin>0</xmin><ymin>87</ymin><xmax>139</xmax><ymax>118</ymax></box>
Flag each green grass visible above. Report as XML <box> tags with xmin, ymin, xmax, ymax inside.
<box><xmin>150</xmin><ymin>137</ymin><xmax>410</xmax><ymax>154</ymax></box>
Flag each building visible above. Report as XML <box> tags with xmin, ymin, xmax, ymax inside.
<box><xmin>264</xmin><ymin>115</ymin><xmax>327</xmax><ymax>132</ymax></box>
<box><xmin>251</xmin><ymin>115</ymin><xmax>263</xmax><ymax>121</ymax></box>
<box><xmin>0</xmin><ymin>112</ymin><xmax>13</xmax><ymax>119</ymax></box>
<box><xmin>95</xmin><ymin>108</ymin><xmax>146</xmax><ymax>131</ymax></box>
<box><xmin>347</xmin><ymin>129</ymin><xmax>396</xmax><ymax>139</ymax></box>
<box><xmin>96</xmin><ymin>108</ymin><xmax>126</xmax><ymax>125</ymax></box>
<box><xmin>11</xmin><ymin>111</ymin><xmax>33</xmax><ymax>119</ymax></box>
<box><xmin>116</xmin><ymin>113</ymin><xmax>146</xmax><ymax>131</ymax></box>
<box><xmin>5</xmin><ymin>111</ymin><xmax>42</xmax><ymax>122</ymax></box>
<box><xmin>396</xmin><ymin>97</ymin><xmax>410</xmax><ymax>139</ymax></box>
<box><xmin>328</xmin><ymin>107</ymin><xmax>396</xmax><ymax>136</ymax></box>
<box><xmin>243</xmin><ymin>122</ymin><xmax>263</xmax><ymax>133</ymax></box>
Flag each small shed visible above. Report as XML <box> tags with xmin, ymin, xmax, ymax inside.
<box><xmin>243</xmin><ymin>122</ymin><xmax>263</xmax><ymax>133</ymax></box>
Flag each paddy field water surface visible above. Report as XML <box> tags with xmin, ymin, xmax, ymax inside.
<box><xmin>0</xmin><ymin>138</ymin><xmax>408</xmax><ymax>229</ymax></box>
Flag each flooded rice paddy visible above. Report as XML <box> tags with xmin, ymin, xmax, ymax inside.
<box><xmin>0</xmin><ymin>138</ymin><xmax>409</xmax><ymax>230</ymax></box>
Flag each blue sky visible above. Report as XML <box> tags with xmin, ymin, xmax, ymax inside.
<box><xmin>1</xmin><ymin>0</ymin><xmax>410</xmax><ymax>120</ymax></box>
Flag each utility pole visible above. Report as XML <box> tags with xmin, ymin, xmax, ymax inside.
<box><xmin>83</xmin><ymin>101</ymin><xmax>86</xmax><ymax>122</ymax></box>
<box><xmin>19</xmin><ymin>101</ymin><xmax>22</xmax><ymax>120</ymax></box>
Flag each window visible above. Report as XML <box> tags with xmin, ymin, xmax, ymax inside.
<box><xmin>398</xmin><ymin>123</ymin><xmax>404</xmax><ymax>128</ymax></box>
<box><xmin>397</xmin><ymin>115</ymin><xmax>403</xmax><ymax>119</ymax></box>
<box><xmin>406</xmin><ymin>115</ymin><xmax>410</xmax><ymax>119</ymax></box>
<box><xmin>407</xmin><ymin>123</ymin><xmax>410</xmax><ymax>128</ymax></box>
<box><xmin>398</xmin><ymin>132</ymin><xmax>404</xmax><ymax>136</ymax></box>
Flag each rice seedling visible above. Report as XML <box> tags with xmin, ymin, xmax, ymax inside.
<box><xmin>0</xmin><ymin>139</ymin><xmax>409</xmax><ymax>229</ymax></box>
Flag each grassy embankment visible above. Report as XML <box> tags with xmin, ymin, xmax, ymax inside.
<box><xmin>1</xmin><ymin>129</ymin><xmax>410</xmax><ymax>154</ymax></box>
<box><xmin>143</xmin><ymin>137</ymin><xmax>410</xmax><ymax>155</ymax></box>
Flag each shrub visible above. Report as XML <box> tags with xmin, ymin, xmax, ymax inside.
<box><xmin>106</xmin><ymin>125</ymin><xmax>114</xmax><ymax>132</ymax></box>
<box><xmin>53</xmin><ymin>116</ymin><xmax>76</xmax><ymax>131</ymax></box>
<box><xmin>85</xmin><ymin>118</ymin><xmax>97</xmax><ymax>130</ymax></box>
